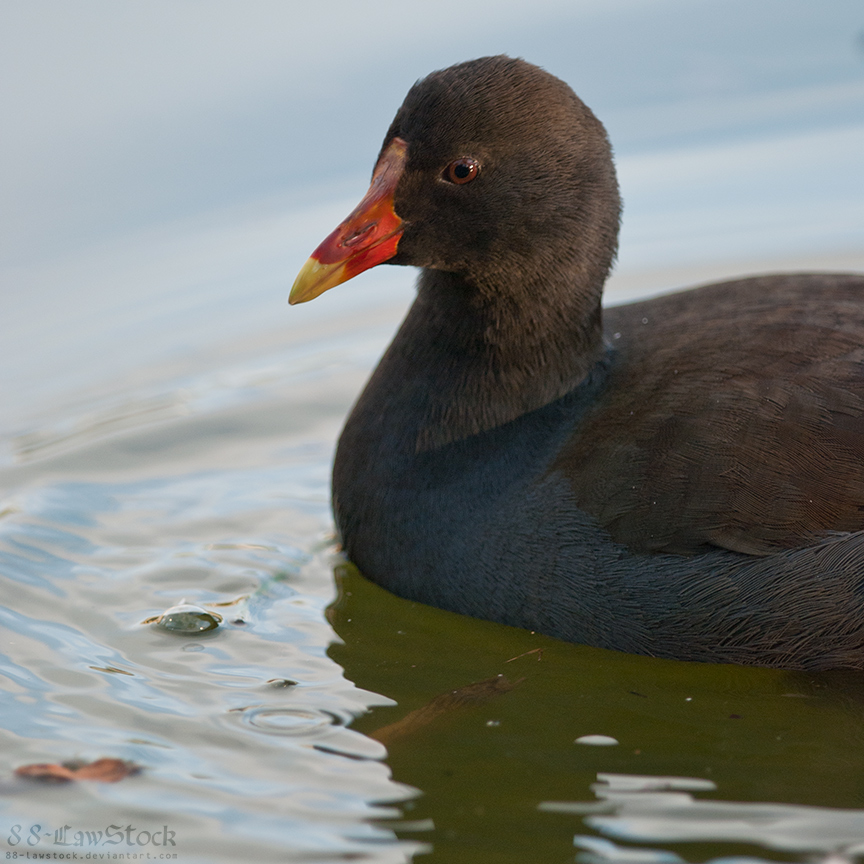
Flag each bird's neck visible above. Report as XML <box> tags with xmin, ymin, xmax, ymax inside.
<box><xmin>352</xmin><ymin>267</ymin><xmax>606</xmax><ymax>452</ymax></box>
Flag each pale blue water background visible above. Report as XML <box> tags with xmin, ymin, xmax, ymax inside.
<box><xmin>1</xmin><ymin>2</ymin><xmax>863</xmax><ymax>862</ymax></box>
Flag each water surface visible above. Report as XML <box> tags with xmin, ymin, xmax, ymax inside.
<box><xmin>2</xmin><ymin>2</ymin><xmax>864</xmax><ymax>861</ymax></box>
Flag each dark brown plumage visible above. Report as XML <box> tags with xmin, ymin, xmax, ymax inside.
<box><xmin>566</xmin><ymin>273</ymin><xmax>864</xmax><ymax>556</ymax></box>
<box><xmin>291</xmin><ymin>56</ymin><xmax>864</xmax><ymax>670</ymax></box>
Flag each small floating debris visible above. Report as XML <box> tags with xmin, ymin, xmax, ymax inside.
<box><xmin>144</xmin><ymin>603</ymin><xmax>222</xmax><ymax>634</ymax></box>
<box><xmin>574</xmin><ymin>734</ymin><xmax>619</xmax><ymax>746</ymax></box>
<box><xmin>15</xmin><ymin>758</ymin><xmax>141</xmax><ymax>784</ymax></box>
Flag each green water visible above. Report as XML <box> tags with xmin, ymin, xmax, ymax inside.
<box><xmin>332</xmin><ymin>565</ymin><xmax>864</xmax><ymax>862</ymax></box>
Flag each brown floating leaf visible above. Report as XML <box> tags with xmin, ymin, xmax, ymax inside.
<box><xmin>71</xmin><ymin>758</ymin><xmax>141</xmax><ymax>782</ymax></box>
<box><xmin>14</xmin><ymin>763</ymin><xmax>76</xmax><ymax>783</ymax></box>
<box><xmin>15</xmin><ymin>758</ymin><xmax>140</xmax><ymax>784</ymax></box>
<box><xmin>370</xmin><ymin>674</ymin><xmax>521</xmax><ymax>746</ymax></box>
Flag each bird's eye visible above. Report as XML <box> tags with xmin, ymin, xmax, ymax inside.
<box><xmin>444</xmin><ymin>157</ymin><xmax>480</xmax><ymax>185</ymax></box>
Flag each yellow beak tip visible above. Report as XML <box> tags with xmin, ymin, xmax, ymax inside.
<box><xmin>289</xmin><ymin>257</ymin><xmax>345</xmax><ymax>305</ymax></box>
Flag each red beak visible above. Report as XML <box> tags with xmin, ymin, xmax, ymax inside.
<box><xmin>289</xmin><ymin>137</ymin><xmax>408</xmax><ymax>304</ymax></box>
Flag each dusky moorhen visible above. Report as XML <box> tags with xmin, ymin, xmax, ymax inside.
<box><xmin>291</xmin><ymin>55</ymin><xmax>864</xmax><ymax>670</ymax></box>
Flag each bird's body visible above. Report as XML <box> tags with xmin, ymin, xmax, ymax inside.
<box><xmin>291</xmin><ymin>56</ymin><xmax>864</xmax><ymax>670</ymax></box>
